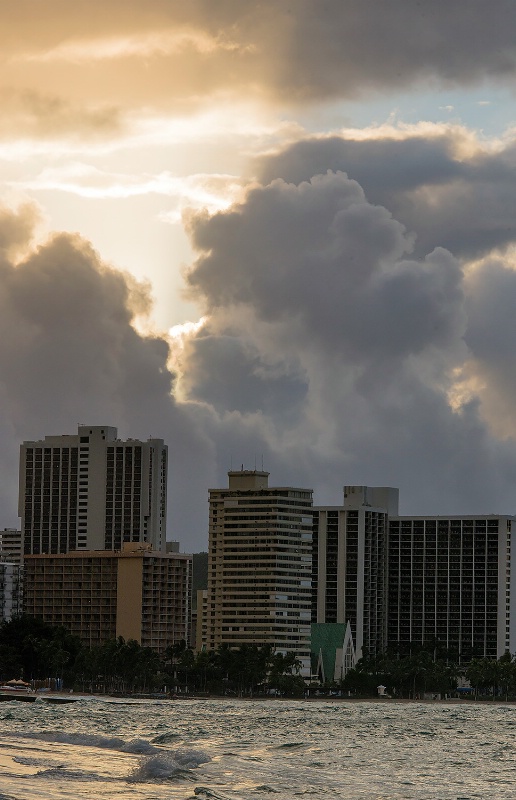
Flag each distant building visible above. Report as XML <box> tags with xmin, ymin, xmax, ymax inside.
<box><xmin>312</xmin><ymin>486</ymin><xmax>398</xmax><ymax>659</ymax></box>
<box><xmin>195</xmin><ymin>588</ymin><xmax>208</xmax><ymax>652</ymax></box>
<box><xmin>388</xmin><ymin>515</ymin><xmax>516</xmax><ymax>660</ymax></box>
<box><xmin>0</xmin><ymin>530</ymin><xmax>23</xmax><ymax>623</ymax></box>
<box><xmin>22</xmin><ymin>543</ymin><xmax>191</xmax><ymax>652</ymax></box>
<box><xmin>206</xmin><ymin>470</ymin><xmax>313</xmax><ymax>676</ymax></box>
<box><xmin>0</xmin><ymin>528</ymin><xmax>22</xmax><ymax>564</ymax></box>
<box><xmin>19</xmin><ymin>425</ymin><xmax>167</xmax><ymax>555</ymax></box>
<box><xmin>0</xmin><ymin>562</ymin><xmax>22</xmax><ymax>621</ymax></box>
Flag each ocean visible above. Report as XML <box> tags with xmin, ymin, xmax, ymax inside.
<box><xmin>0</xmin><ymin>697</ymin><xmax>514</xmax><ymax>799</ymax></box>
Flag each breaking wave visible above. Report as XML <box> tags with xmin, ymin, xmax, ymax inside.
<box><xmin>4</xmin><ymin>731</ymin><xmax>159</xmax><ymax>754</ymax></box>
<box><xmin>130</xmin><ymin>749</ymin><xmax>210</xmax><ymax>783</ymax></box>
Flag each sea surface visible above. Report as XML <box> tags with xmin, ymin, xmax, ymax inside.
<box><xmin>0</xmin><ymin>697</ymin><xmax>515</xmax><ymax>799</ymax></box>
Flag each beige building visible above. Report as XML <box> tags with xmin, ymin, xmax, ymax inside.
<box><xmin>195</xmin><ymin>588</ymin><xmax>208</xmax><ymax>652</ymax></box>
<box><xmin>22</xmin><ymin>543</ymin><xmax>191</xmax><ymax>652</ymax></box>
<box><xmin>207</xmin><ymin>470</ymin><xmax>313</xmax><ymax>676</ymax></box>
<box><xmin>19</xmin><ymin>425</ymin><xmax>167</xmax><ymax>556</ymax></box>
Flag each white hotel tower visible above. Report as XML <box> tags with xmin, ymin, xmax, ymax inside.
<box><xmin>206</xmin><ymin>470</ymin><xmax>313</xmax><ymax>676</ymax></box>
<box><xmin>19</xmin><ymin>425</ymin><xmax>167</xmax><ymax>555</ymax></box>
<box><xmin>312</xmin><ymin>485</ymin><xmax>399</xmax><ymax>660</ymax></box>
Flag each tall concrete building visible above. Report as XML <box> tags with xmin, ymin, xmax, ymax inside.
<box><xmin>312</xmin><ymin>486</ymin><xmax>399</xmax><ymax>659</ymax></box>
<box><xmin>313</xmin><ymin>485</ymin><xmax>516</xmax><ymax>663</ymax></box>
<box><xmin>206</xmin><ymin>470</ymin><xmax>313</xmax><ymax>675</ymax></box>
<box><xmin>19</xmin><ymin>425</ymin><xmax>167</xmax><ymax>555</ymax></box>
<box><xmin>0</xmin><ymin>563</ymin><xmax>22</xmax><ymax>621</ymax></box>
<box><xmin>0</xmin><ymin>528</ymin><xmax>22</xmax><ymax>564</ymax></box>
<box><xmin>23</xmin><ymin>543</ymin><xmax>191</xmax><ymax>652</ymax></box>
<box><xmin>387</xmin><ymin>514</ymin><xmax>516</xmax><ymax>660</ymax></box>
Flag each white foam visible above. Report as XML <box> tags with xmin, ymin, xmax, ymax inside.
<box><xmin>130</xmin><ymin>749</ymin><xmax>210</xmax><ymax>783</ymax></box>
<box><xmin>3</xmin><ymin>731</ymin><xmax>160</xmax><ymax>754</ymax></box>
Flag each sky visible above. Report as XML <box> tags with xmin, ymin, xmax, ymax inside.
<box><xmin>4</xmin><ymin>1</ymin><xmax>516</xmax><ymax>551</ymax></box>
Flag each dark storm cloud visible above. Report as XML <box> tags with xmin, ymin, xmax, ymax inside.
<box><xmin>187</xmin><ymin>172</ymin><xmax>464</xmax><ymax>360</ymax></box>
<box><xmin>462</xmin><ymin>257</ymin><xmax>516</xmax><ymax>435</ymax></box>
<box><xmin>256</xmin><ymin>132</ymin><xmax>516</xmax><ymax>260</ymax></box>
<box><xmin>256</xmin><ymin>0</ymin><xmax>516</xmax><ymax>100</ymax></box>
<box><xmin>179</xmin><ymin>330</ymin><xmax>308</xmax><ymax>420</ymax></box>
<box><xmin>183</xmin><ymin>168</ymin><xmax>516</xmax><ymax>516</ymax></box>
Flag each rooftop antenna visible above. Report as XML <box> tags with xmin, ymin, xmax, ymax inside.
<box><xmin>261</xmin><ymin>454</ymin><xmax>264</xmax><ymax>470</ymax></box>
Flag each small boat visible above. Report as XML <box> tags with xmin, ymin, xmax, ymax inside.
<box><xmin>0</xmin><ymin>679</ymin><xmax>36</xmax><ymax>701</ymax></box>
<box><xmin>0</xmin><ymin>691</ymin><xmax>37</xmax><ymax>702</ymax></box>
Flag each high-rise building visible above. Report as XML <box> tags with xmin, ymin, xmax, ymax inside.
<box><xmin>22</xmin><ymin>543</ymin><xmax>191</xmax><ymax>652</ymax></box>
<box><xmin>312</xmin><ymin>486</ymin><xmax>398</xmax><ymax>659</ymax></box>
<box><xmin>0</xmin><ymin>528</ymin><xmax>22</xmax><ymax>564</ymax></box>
<box><xmin>0</xmin><ymin>562</ymin><xmax>22</xmax><ymax>621</ymax></box>
<box><xmin>206</xmin><ymin>470</ymin><xmax>313</xmax><ymax>675</ymax></box>
<box><xmin>19</xmin><ymin>426</ymin><xmax>167</xmax><ymax>555</ymax></box>
<box><xmin>387</xmin><ymin>514</ymin><xmax>516</xmax><ymax>660</ymax></box>
<box><xmin>313</xmin><ymin>485</ymin><xmax>516</xmax><ymax>663</ymax></box>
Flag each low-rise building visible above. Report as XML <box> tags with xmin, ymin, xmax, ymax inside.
<box><xmin>22</xmin><ymin>543</ymin><xmax>191</xmax><ymax>652</ymax></box>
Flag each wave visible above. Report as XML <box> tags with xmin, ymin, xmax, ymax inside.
<box><xmin>34</xmin><ymin>767</ymin><xmax>102</xmax><ymax>782</ymax></box>
<box><xmin>2</xmin><ymin>730</ymin><xmax>160</xmax><ymax>754</ymax></box>
<box><xmin>130</xmin><ymin>749</ymin><xmax>210</xmax><ymax>783</ymax></box>
<box><xmin>190</xmin><ymin>788</ymin><xmax>232</xmax><ymax>800</ymax></box>
<box><xmin>273</xmin><ymin>742</ymin><xmax>305</xmax><ymax>749</ymax></box>
<box><xmin>151</xmin><ymin>731</ymin><xmax>181</xmax><ymax>744</ymax></box>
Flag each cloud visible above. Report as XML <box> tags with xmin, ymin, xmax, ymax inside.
<box><xmin>5</xmin><ymin>153</ymin><xmax>516</xmax><ymax>549</ymax></box>
<box><xmin>0</xmin><ymin>203</ymin><xmax>216</xmax><ymax>549</ymax></box>
<box><xmin>256</xmin><ymin>126</ymin><xmax>516</xmax><ymax>260</ymax></box>
<box><xmin>3</xmin><ymin>0</ymin><xmax>516</xmax><ymax>117</ymax></box>
<box><xmin>0</xmin><ymin>88</ymin><xmax>122</xmax><ymax>141</ymax></box>
<box><xmin>180</xmin><ymin>167</ymin><xmax>516</xmax><ymax>517</ymax></box>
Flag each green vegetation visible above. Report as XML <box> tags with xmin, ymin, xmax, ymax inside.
<box><xmin>4</xmin><ymin>617</ymin><xmax>516</xmax><ymax>700</ymax></box>
<box><xmin>0</xmin><ymin>616</ymin><xmax>305</xmax><ymax>696</ymax></box>
<box><xmin>339</xmin><ymin>644</ymin><xmax>516</xmax><ymax>700</ymax></box>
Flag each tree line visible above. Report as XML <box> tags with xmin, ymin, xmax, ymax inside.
<box><xmin>341</xmin><ymin>643</ymin><xmax>516</xmax><ymax>700</ymax></box>
<box><xmin>3</xmin><ymin>617</ymin><xmax>516</xmax><ymax>699</ymax></box>
<box><xmin>0</xmin><ymin>615</ymin><xmax>305</xmax><ymax>696</ymax></box>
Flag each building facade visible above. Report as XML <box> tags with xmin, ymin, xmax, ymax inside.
<box><xmin>313</xmin><ymin>488</ymin><xmax>516</xmax><ymax>662</ymax></box>
<box><xmin>312</xmin><ymin>486</ymin><xmax>398</xmax><ymax>659</ymax></box>
<box><xmin>0</xmin><ymin>562</ymin><xmax>22</xmax><ymax>621</ymax></box>
<box><xmin>206</xmin><ymin>470</ymin><xmax>313</xmax><ymax>675</ymax></box>
<box><xmin>19</xmin><ymin>425</ymin><xmax>167</xmax><ymax>555</ymax></box>
<box><xmin>387</xmin><ymin>515</ymin><xmax>516</xmax><ymax>660</ymax></box>
<box><xmin>22</xmin><ymin>544</ymin><xmax>191</xmax><ymax>652</ymax></box>
<box><xmin>0</xmin><ymin>529</ymin><xmax>22</xmax><ymax>564</ymax></box>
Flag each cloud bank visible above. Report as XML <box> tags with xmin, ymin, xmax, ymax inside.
<box><xmin>3</xmin><ymin>0</ymin><xmax>516</xmax><ymax>140</ymax></box>
<box><xmin>6</xmin><ymin>118</ymin><xmax>516</xmax><ymax>550</ymax></box>
<box><xmin>4</xmin><ymin>4</ymin><xmax>516</xmax><ymax>550</ymax></box>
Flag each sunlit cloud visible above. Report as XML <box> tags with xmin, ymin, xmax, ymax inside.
<box><xmin>169</xmin><ymin>318</ymin><xmax>207</xmax><ymax>342</ymax></box>
<box><xmin>10</xmin><ymin>164</ymin><xmax>248</xmax><ymax>214</ymax></box>
<box><xmin>14</xmin><ymin>29</ymin><xmax>248</xmax><ymax>65</ymax></box>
